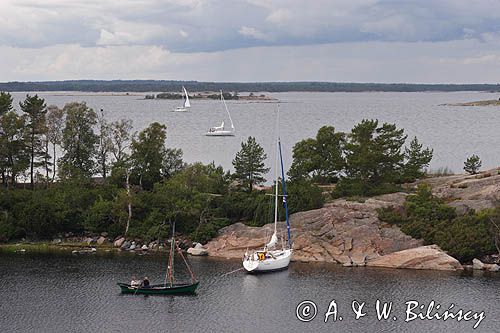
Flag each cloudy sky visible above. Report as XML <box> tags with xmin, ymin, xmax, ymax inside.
<box><xmin>1</xmin><ymin>0</ymin><xmax>500</xmax><ymax>83</ymax></box>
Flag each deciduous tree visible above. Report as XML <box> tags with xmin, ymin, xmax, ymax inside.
<box><xmin>58</xmin><ymin>102</ymin><xmax>98</xmax><ymax>180</ymax></box>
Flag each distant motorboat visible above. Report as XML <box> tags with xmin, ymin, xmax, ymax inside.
<box><xmin>172</xmin><ymin>86</ymin><xmax>191</xmax><ymax>112</ymax></box>
<box><xmin>206</xmin><ymin>91</ymin><xmax>235</xmax><ymax>136</ymax></box>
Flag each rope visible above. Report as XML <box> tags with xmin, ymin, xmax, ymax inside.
<box><xmin>177</xmin><ymin>246</ymin><xmax>197</xmax><ymax>283</ymax></box>
<box><xmin>221</xmin><ymin>267</ymin><xmax>245</xmax><ymax>277</ymax></box>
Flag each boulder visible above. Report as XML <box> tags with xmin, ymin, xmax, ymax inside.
<box><xmin>141</xmin><ymin>245</ymin><xmax>148</xmax><ymax>251</ymax></box>
<box><xmin>187</xmin><ymin>246</ymin><xmax>208</xmax><ymax>256</ymax></box>
<box><xmin>84</xmin><ymin>237</ymin><xmax>94</xmax><ymax>245</ymax></box>
<box><xmin>96</xmin><ymin>236</ymin><xmax>107</xmax><ymax>245</ymax></box>
<box><xmin>52</xmin><ymin>238</ymin><xmax>62</xmax><ymax>245</ymax></box>
<box><xmin>366</xmin><ymin>245</ymin><xmax>463</xmax><ymax>271</ymax></box>
<box><xmin>472</xmin><ymin>258</ymin><xmax>500</xmax><ymax>272</ymax></box>
<box><xmin>114</xmin><ymin>237</ymin><xmax>125</xmax><ymax>248</ymax></box>
<box><xmin>129</xmin><ymin>241</ymin><xmax>136</xmax><ymax>250</ymax></box>
<box><xmin>120</xmin><ymin>240</ymin><xmax>131</xmax><ymax>250</ymax></box>
<box><xmin>100</xmin><ymin>232</ymin><xmax>108</xmax><ymax>237</ymax></box>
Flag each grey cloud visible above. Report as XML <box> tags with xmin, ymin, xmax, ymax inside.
<box><xmin>1</xmin><ymin>0</ymin><xmax>500</xmax><ymax>52</ymax></box>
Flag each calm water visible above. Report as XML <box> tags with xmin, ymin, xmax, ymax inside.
<box><xmin>9</xmin><ymin>91</ymin><xmax>500</xmax><ymax>179</ymax></box>
<box><xmin>0</xmin><ymin>252</ymin><xmax>498</xmax><ymax>332</ymax></box>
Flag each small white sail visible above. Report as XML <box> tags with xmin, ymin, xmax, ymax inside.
<box><xmin>266</xmin><ymin>232</ymin><xmax>278</xmax><ymax>248</ymax></box>
<box><xmin>183</xmin><ymin>86</ymin><xmax>191</xmax><ymax>108</ymax></box>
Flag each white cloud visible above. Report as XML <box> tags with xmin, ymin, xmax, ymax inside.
<box><xmin>2</xmin><ymin>38</ymin><xmax>500</xmax><ymax>83</ymax></box>
<box><xmin>238</xmin><ymin>26</ymin><xmax>272</xmax><ymax>41</ymax></box>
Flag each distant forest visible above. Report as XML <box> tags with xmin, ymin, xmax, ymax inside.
<box><xmin>1</xmin><ymin>80</ymin><xmax>500</xmax><ymax>93</ymax></box>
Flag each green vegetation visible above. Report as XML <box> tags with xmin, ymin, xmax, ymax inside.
<box><xmin>232</xmin><ymin>136</ymin><xmax>270</xmax><ymax>192</ymax></box>
<box><xmin>0</xmin><ymin>92</ymin><xmax>323</xmax><ymax>244</ymax></box>
<box><xmin>290</xmin><ymin>120</ymin><xmax>433</xmax><ymax>197</ymax></box>
<box><xmin>464</xmin><ymin>154</ymin><xmax>482</xmax><ymax>175</ymax></box>
<box><xmin>1</xmin><ymin>80</ymin><xmax>500</xmax><ymax>93</ymax></box>
<box><xmin>378</xmin><ymin>185</ymin><xmax>498</xmax><ymax>262</ymax></box>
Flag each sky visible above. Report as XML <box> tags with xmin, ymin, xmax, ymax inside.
<box><xmin>1</xmin><ymin>0</ymin><xmax>500</xmax><ymax>83</ymax></box>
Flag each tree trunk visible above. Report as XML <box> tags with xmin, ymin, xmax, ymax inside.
<box><xmin>125</xmin><ymin>169</ymin><xmax>132</xmax><ymax>235</ymax></box>
<box><xmin>45</xmin><ymin>140</ymin><xmax>49</xmax><ymax>188</ymax></box>
<box><xmin>30</xmin><ymin>132</ymin><xmax>34</xmax><ymax>189</ymax></box>
<box><xmin>52</xmin><ymin>143</ymin><xmax>57</xmax><ymax>182</ymax></box>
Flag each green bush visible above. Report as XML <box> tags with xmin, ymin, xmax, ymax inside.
<box><xmin>378</xmin><ymin>184</ymin><xmax>497</xmax><ymax>262</ymax></box>
<box><xmin>190</xmin><ymin>218</ymin><xmax>230</xmax><ymax>244</ymax></box>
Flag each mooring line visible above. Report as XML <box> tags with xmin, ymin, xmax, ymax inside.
<box><xmin>221</xmin><ymin>267</ymin><xmax>244</xmax><ymax>277</ymax></box>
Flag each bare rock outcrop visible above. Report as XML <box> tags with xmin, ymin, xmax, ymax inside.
<box><xmin>366</xmin><ymin>245</ymin><xmax>463</xmax><ymax>270</ymax></box>
<box><xmin>417</xmin><ymin>169</ymin><xmax>500</xmax><ymax>212</ymax></box>
<box><xmin>205</xmin><ymin>192</ymin><xmax>429</xmax><ymax>268</ymax></box>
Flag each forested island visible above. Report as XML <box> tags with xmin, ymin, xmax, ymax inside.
<box><xmin>0</xmin><ymin>91</ymin><xmax>498</xmax><ymax>269</ymax></box>
<box><xmin>1</xmin><ymin>80</ymin><xmax>500</xmax><ymax>93</ymax></box>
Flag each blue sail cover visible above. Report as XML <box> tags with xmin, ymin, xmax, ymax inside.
<box><xmin>278</xmin><ymin>139</ymin><xmax>292</xmax><ymax>248</ymax></box>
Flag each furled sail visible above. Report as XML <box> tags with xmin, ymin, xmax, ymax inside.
<box><xmin>266</xmin><ymin>232</ymin><xmax>278</xmax><ymax>248</ymax></box>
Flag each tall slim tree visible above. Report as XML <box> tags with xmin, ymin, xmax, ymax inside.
<box><xmin>46</xmin><ymin>105</ymin><xmax>65</xmax><ymax>181</ymax></box>
<box><xmin>58</xmin><ymin>102</ymin><xmax>98</xmax><ymax>180</ymax></box>
<box><xmin>0</xmin><ymin>92</ymin><xmax>14</xmax><ymax>186</ymax></box>
<box><xmin>232</xmin><ymin>136</ymin><xmax>270</xmax><ymax>192</ymax></box>
<box><xmin>0</xmin><ymin>112</ymin><xmax>29</xmax><ymax>188</ymax></box>
<box><xmin>109</xmin><ymin>118</ymin><xmax>134</xmax><ymax>167</ymax></box>
<box><xmin>96</xmin><ymin>109</ymin><xmax>113</xmax><ymax>179</ymax></box>
<box><xmin>19</xmin><ymin>94</ymin><xmax>47</xmax><ymax>188</ymax></box>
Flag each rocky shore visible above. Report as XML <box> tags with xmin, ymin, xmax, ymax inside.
<box><xmin>441</xmin><ymin>99</ymin><xmax>500</xmax><ymax>106</ymax></box>
<box><xmin>205</xmin><ymin>170</ymin><xmax>500</xmax><ymax>271</ymax></box>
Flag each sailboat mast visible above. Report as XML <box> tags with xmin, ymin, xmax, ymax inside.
<box><xmin>169</xmin><ymin>221</ymin><xmax>176</xmax><ymax>287</ymax></box>
<box><xmin>273</xmin><ymin>108</ymin><xmax>279</xmax><ymax>234</ymax></box>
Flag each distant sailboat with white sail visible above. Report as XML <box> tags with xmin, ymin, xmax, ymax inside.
<box><xmin>173</xmin><ymin>86</ymin><xmax>191</xmax><ymax>112</ymax></box>
<box><xmin>242</xmin><ymin>107</ymin><xmax>292</xmax><ymax>272</ymax></box>
<box><xmin>206</xmin><ymin>91</ymin><xmax>235</xmax><ymax>136</ymax></box>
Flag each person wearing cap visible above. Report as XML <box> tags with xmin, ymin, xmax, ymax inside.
<box><xmin>142</xmin><ymin>277</ymin><xmax>150</xmax><ymax>288</ymax></box>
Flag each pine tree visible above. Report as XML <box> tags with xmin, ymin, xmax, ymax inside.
<box><xmin>19</xmin><ymin>94</ymin><xmax>47</xmax><ymax>188</ymax></box>
<box><xmin>232</xmin><ymin>136</ymin><xmax>270</xmax><ymax>192</ymax></box>
<box><xmin>402</xmin><ymin>137</ymin><xmax>434</xmax><ymax>181</ymax></box>
<box><xmin>464</xmin><ymin>154</ymin><xmax>481</xmax><ymax>175</ymax></box>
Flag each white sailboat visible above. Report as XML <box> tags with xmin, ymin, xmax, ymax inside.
<box><xmin>205</xmin><ymin>91</ymin><xmax>235</xmax><ymax>136</ymax></box>
<box><xmin>173</xmin><ymin>86</ymin><xmax>191</xmax><ymax>112</ymax></box>
<box><xmin>243</xmin><ymin>109</ymin><xmax>293</xmax><ymax>272</ymax></box>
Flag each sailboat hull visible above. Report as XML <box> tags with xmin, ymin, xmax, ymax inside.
<box><xmin>243</xmin><ymin>249</ymin><xmax>292</xmax><ymax>273</ymax></box>
<box><xmin>117</xmin><ymin>282</ymin><xmax>199</xmax><ymax>295</ymax></box>
<box><xmin>205</xmin><ymin>130</ymin><xmax>235</xmax><ymax>136</ymax></box>
<box><xmin>172</xmin><ymin>107</ymin><xmax>189</xmax><ymax>112</ymax></box>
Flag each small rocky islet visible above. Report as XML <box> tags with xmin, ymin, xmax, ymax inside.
<box><xmin>441</xmin><ymin>99</ymin><xmax>500</xmax><ymax>106</ymax></box>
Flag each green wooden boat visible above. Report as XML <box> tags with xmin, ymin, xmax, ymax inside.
<box><xmin>118</xmin><ymin>221</ymin><xmax>199</xmax><ymax>295</ymax></box>
<box><xmin>117</xmin><ymin>281</ymin><xmax>199</xmax><ymax>295</ymax></box>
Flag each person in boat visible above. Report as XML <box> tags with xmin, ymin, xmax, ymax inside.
<box><xmin>130</xmin><ymin>276</ymin><xmax>141</xmax><ymax>287</ymax></box>
<box><xmin>142</xmin><ymin>277</ymin><xmax>150</xmax><ymax>288</ymax></box>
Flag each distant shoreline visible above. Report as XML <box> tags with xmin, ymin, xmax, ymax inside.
<box><xmin>2</xmin><ymin>80</ymin><xmax>500</xmax><ymax>93</ymax></box>
<box><xmin>440</xmin><ymin>99</ymin><xmax>500</xmax><ymax>106</ymax></box>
